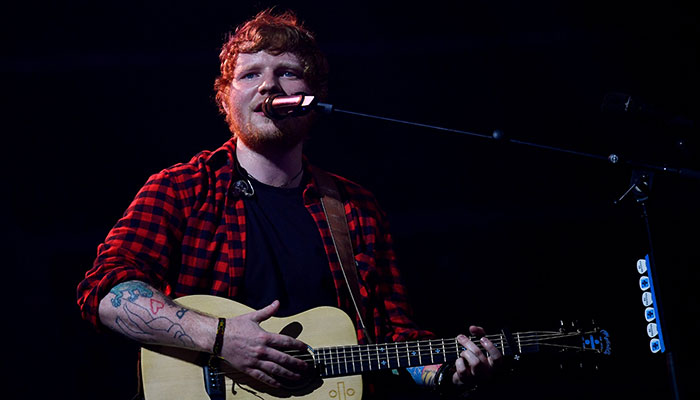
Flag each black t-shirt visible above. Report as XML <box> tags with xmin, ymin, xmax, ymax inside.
<box><xmin>237</xmin><ymin>176</ymin><xmax>337</xmax><ymax>317</ymax></box>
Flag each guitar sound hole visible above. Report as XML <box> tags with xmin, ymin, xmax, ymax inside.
<box><xmin>277</xmin><ymin>348</ymin><xmax>321</xmax><ymax>391</ymax></box>
<box><xmin>279</xmin><ymin>321</ymin><xmax>303</xmax><ymax>339</ymax></box>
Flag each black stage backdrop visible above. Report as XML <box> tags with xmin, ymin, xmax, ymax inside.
<box><xmin>4</xmin><ymin>1</ymin><xmax>698</xmax><ymax>399</ymax></box>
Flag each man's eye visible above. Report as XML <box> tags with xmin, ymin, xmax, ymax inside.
<box><xmin>241</xmin><ymin>72</ymin><xmax>258</xmax><ymax>80</ymax></box>
<box><xmin>282</xmin><ymin>71</ymin><xmax>300</xmax><ymax>78</ymax></box>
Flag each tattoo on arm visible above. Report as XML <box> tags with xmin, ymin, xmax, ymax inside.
<box><xmin>109</xmin><ymin>281</ymin><xmax>194</xmax><ymax>348</ymax></box>
<box><xmin>407</xmin><ymin>365</ymin><xmax>438</xmax><ymax>387</ymax></box>
<box><xmin>109</xmin><ymin>280</ymin><xmax>154</xmax><ymax>307</ymax></box>
<box><xmin>150</xmin><ymin>299</ymin><xmax>165</xmax><ymax>314</ymax></box>
<box><xmin>176</xmin><ymin>308</ymin><xmax>189</xmax><ymax>319</ymax></box>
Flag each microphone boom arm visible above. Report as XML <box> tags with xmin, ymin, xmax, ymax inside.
<box><xmin>319</xmin><ymin>99</ymin><xmax>700</xmax><ymax>181</ymax></box>
<box><xmin>262</xmin><ymin>93</ymin><xmax>699</xmax><ymax>180</ymax></box>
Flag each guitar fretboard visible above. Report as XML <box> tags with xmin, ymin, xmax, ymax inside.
<box><xmin>314</xmin><ymin>338</ymin><xmax>459</xmax><ymax>377</ymax></box>
<box><xmin>311</xmin><ymin>335</ymin><xmax>521</xmax><ymax>378</ymax></box>
<box><xmin>308</xmin><ymin>329</ymin><xmax>607</xmax><ymax>378</ymax></box>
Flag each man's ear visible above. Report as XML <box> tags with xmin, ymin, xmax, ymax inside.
<box><xmin>221</xmin><ymin>95</ymin><xmax>230</xmax><ymax>114</ymax></box>
<box><xmin>218</xmin><ymin>86</ymin><xmax>231</xmax><ymax>115</ymax></box>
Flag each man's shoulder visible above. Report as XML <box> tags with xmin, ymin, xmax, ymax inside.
<box><xmin>327</xmin><ymin>172</ymin><xmax>372</xmax><ymax>196</ymax></box>
<box><xmin>320</xmin><ymin>169</ymin><xmax>383</xmax><ymax>211</ymax></box>
<box><xmin>155</xmin><ymin>139</ymin><xmax>235</xmax><ymax>182</ymax></box>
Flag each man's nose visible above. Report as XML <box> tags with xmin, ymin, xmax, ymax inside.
<box><xmin>258</xmin><ymin>72</ymin><xmax>283</xmax><ymax>96</ymax></box>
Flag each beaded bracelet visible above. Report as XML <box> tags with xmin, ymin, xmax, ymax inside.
<box><xmin>212</xmin><ymin>317</ymin><xmax>226</xmax><ymax>357</ymax></box>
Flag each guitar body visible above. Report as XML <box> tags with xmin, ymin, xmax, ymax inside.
<box><xmin>140</xmin><ymin>295</ymin><xmax>611</xmax><ymax>399</ymax></box>
<box><xmin>140</xmin><ymin>295</ymin><xmax>363</xmax><ymax>400</ymax></box>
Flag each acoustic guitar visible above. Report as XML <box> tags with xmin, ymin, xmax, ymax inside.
<box><xmin>140</xmin><ymin>295</ymin><xmax>611</xmax><ymax>399</ymax></box>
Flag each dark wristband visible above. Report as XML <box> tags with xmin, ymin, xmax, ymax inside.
<box><xmin>437</xmin><ymin>362</ymin><xmax>481</xmax><ymax>398</ymax></box>
<box><xmin>212</xmin><ymin>317</ymin><xmax>226</xmax><ymax>357</ymax></box>
<box><xmin>435</xmin><ymin>362</ymin><xmax>455</xmax><ymax>393</ymax></box>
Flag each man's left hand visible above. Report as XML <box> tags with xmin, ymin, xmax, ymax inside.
<box><xmin>453</xmin><ymin>326</ymin><xmax>502</xmax><ymax>386</ymax></box>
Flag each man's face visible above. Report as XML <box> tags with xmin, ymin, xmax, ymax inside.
<box><xmin>227</xmin><ymin>51</ymin><xmax>314</xmax><ymax>151</ymax></box>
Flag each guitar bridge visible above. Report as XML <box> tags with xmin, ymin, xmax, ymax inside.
<box><xmin>203</xmin><ymin>357</ymin><xmax>226</xmax><ymax>400</ymax></box>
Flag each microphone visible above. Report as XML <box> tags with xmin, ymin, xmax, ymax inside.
<box><xmin>232</xmin><ymin>179</ymin><xmax>254</xmax><ymax>197</ymax></box>
<box><xmin>262</xmin><ymin>93</ymin><xmax>333</xmax><ymax>119</ymax></box>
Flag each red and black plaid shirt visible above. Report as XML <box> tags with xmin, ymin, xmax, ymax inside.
<box><xmin>77</xmin><ymin>139</ymin><xmax>433</xmax><ymax>344</ymax></box>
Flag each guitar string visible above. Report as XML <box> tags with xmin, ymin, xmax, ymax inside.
<box><xmin>286</xmin><ymin>331</ymin><xmax>599</xmax><ymax>363</ymax></box>
<box><xmin>277</xmin><ymin>331</ymin><xmax>603</xmax><ymax>364</ymax></box>
<box><xmin>299</xmin><ymin>331</ymin><xmax>598</xmax><ymax>357</ymax></box>
<box><xmin>297</xmin><ymin>348</ymin><xmax>595</xmax><ymax>373</ymax></box>
<box><xmin>286</xmin><ymin>330</ymin><xmax>580</xmax><ymax>356</ymax></box>
<box><xmin>300</xmin><ymin>343</ymin><xmax>595</xmax><ymax>367</ymax></box>
<box><xmin>208</xmin><ymin>339</ymin><xmax>598</xmax><ymax>375</ymax></box>
<box><xmin>210</xmin><ymin>340</ymin><xmax>596</xmax><ymax>377</ymax></box>
<box><xmin>207</xmin><ymin>330</ymin><xmax>604</xmax><ymax>377</ymax></box>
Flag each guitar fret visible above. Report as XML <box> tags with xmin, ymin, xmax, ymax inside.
<box><xmin>350</xmin><ymin>344</ymin><xmax>355</xmax><ymax>373</ymax></box>
<box><xmin>333</xmin><ymin>346</ymin><xmax>343</xmax><ymax>375</ymax></box>
<box><xmin>317</xmin><ymin>348</ymin><xmax>322</xmax><ymax>377</ymax></box>
<box><xmin>337</xmin><ymin>346</ymin><xmax>341</xmax><ymax>375</ymax></box>
<box><xmin>406</xmin><ymin>342</ymin><xmax>411</xmax><ymax>367</ymax></box>
<box><xmin>342</xmin><ymin>347</ymin><xmax>346</xmax><ymax>374</ymax></box>
<box><xmin>322</xmin><ymin>348</ymin><xmax>329</xmax><ymax>377</ymax></box>
<box><xmin>337</xmin><ymin>346</ymin><xmax>343</xmax><ymax>375</ymax></box>
<box><xmin>395</xmin><ymin>342</ymin><xmax>401</xmax><ymax>368</ymax></box>
<box><xmin>441</xmin><ymin>339</ymin><xmax>447</xmax><ymax>363</ymax></box>
<box><xmin>429</xmin><ymin>340</ymin><xmax>435</xmax><ymax>364</ymax></box>
<box><xmin>359</xmin><ymin>345</ymin><xmax>365</xmax><ymax>372</ymax></box>
<box><xmin>418</xmin><ymin>341</ymin><xmax>423</xmax><ymax>364</ymax></box>
<box><xmin>374</xmin><ymin>346</ymin><xmax>382</xmax><ymax>369</ymax></box>
<box><xmin>342</xmin><ymin>346</ymin><xmax>348</xmax><ymax>375</ymax></box>
<box><xmin>385</xmin><ymin>344</ymin><xmax>391</xmax><ymax>369</ymax></box>
<box><xmin>385</xmin><ymin>345</ymin><xmax>390</xmax><ymax>369</ymax></box>
<box><xmin>366</xmin><ymin>345</ymin><xmax>372</xmax><ymax>371</ymax></box>
<box><xmin>327</xmin><ymin>348</ymin><xmax>333</xmax><ymax>377</ymax></box>
<box><xmin>331</xmin><ymin>347</ymin><xmax>336</xmax><ymax>376</ymax></box>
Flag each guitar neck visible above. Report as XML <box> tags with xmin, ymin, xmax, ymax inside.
<box><xmin>313</xmin><ymin>334</ymin><xmax>507</xmax><ymax>378</ymax></box>
<box><xmin>313</xmin><ymin>329</ymin><xmax>608</xmax><ymax>378</ymax></box>
<box><xmin>313</xmin><ymin>338</ymin><xmax>459</xmax><ymax>378</ymax></box>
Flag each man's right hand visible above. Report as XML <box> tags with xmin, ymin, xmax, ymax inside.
<box><xmin>220</xmin><ymin>300</ymin><xmax>310</xmax><ymax>388</ymax></box>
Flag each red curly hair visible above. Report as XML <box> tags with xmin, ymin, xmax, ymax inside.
<box><xmin>213</xmin><ymin>9</ymin><xmax>329</xmax><ymax>129</ymax></box>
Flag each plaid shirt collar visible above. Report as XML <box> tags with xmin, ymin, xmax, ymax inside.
<box><xmin>207</xmin><ymin>138</ymin><xmax>324</xmax><ymax>203</ymax></box>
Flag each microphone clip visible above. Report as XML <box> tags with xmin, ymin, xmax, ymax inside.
<box><xmin>232</xmin><ymin>179</ymin><xmax>255</xmax><ymax>198</ymax></box>
<box><xmin>614</xmin><ymin>170</ymin><xmax>652</xmax><ymax>205</ymax></box>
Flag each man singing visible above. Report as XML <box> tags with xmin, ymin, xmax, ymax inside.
<box><xmin>77</xmin><ymin>9</ymin><xmax>501</xmax><ymax>399</ymax></box>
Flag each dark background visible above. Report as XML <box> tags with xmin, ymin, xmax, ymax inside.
<box><xmin>4</xmin><ymin>1</ymin><xmax>698</xmax><ymax>399</ymax></box>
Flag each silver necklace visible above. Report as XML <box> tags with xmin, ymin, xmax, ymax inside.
<box><xmin>245</xmin><ymin>167</ymin><xmax>304</xmax><ymax>188</ymax></box>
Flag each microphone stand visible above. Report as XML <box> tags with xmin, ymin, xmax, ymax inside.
<box><xmin>614</xmin><ymin>171</ymin><xmax>681</xmax><ymax>400</ymax></box>
<box><xmin>315</xmin><ymin>101</ymin><xmax>694</xmax><ymax>399</ymax></box>
<box><xmin>317</xmin><ymin>102</ymin><xmax>700</xmax><ymax>181</ymax></box>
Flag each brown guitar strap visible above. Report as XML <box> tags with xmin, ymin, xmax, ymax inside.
<box><xmin>313</xmin><ymin>167</ymin><xmax>375</xmax><ymax>344</ymax></box>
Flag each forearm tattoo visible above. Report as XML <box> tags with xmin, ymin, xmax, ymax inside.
<box><xmin>407</xmin><ymin>366</ymin><xmax>437</xmax><ymax>387</ymax></box>
<box><xmin>109</xmin><ymin>281</ymin><xmax>194</xmax><ymax>348</ymax></box>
